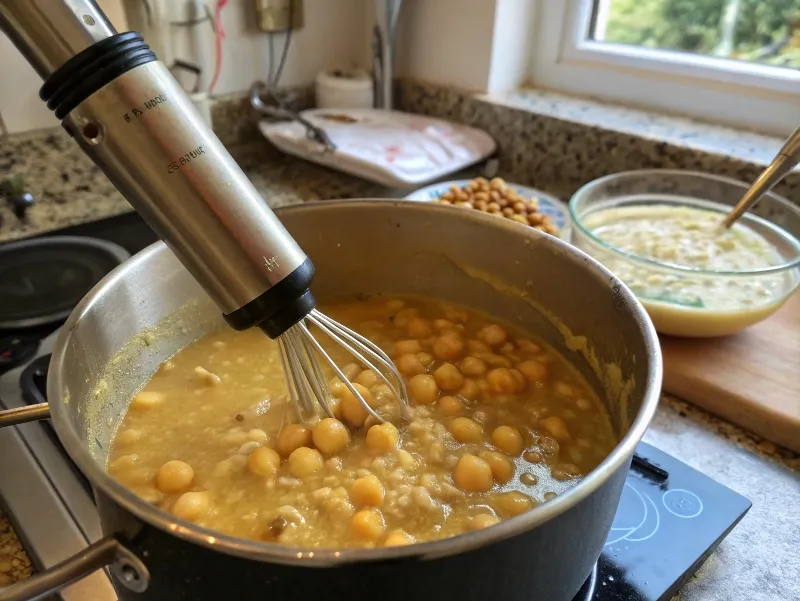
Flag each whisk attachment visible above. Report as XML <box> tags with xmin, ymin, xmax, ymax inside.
<box><xmin>276</xmin><ymin>309</ymin><xmax>412</xmax><ymax>423</ymax></box>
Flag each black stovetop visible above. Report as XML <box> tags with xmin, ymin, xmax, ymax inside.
<box><xmin>2</xmin><ymin>211</ymin><xmax>752</xmax><ymax>601</ymax></box>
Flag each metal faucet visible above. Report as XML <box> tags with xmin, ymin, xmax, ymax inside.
<box><xmin>372</xmin><ymin>0</ymin><xmax>402</xmax><ymax>110</ymax></box>
<box><xmin>724</xmin><ymin>125</ymin><xmax>800</xmax><ymax>227</ymax></box>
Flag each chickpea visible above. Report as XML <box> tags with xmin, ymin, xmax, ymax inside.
<box><xmin>351</xmin><ymin>474</ymin><xmax>385</xmax><ymax>507</ymax></box>
<box><xmin>384</xmin><ymin>529</ymin><xmax>414</xmax><ymax>547</ymax></box>
<box><xmin>396</xmin><ymin>353</ymin><xmax>426</xmax><ymax>376</ymax></box>
<box><xmin>340</xmin><ymin>383</ymin><xmax>376</xmax><ymax>427</ymax></box>
<box><xmin>492</xmin><ymin>426</ymin><xmax>524</xmax><ymax>456</ymax></box>
<box><xmin>248</xmin><ymin>429</ymin><xmax>268</xmax><ymax>443</ymax></box>
<box><xmin>438</xmin><ymin>395</ymin><xmax>465</xmax><ymax>416</ymax></box>
<box><xmin>523</xmin><ymin>450</ymin><xmax>543</xmax><ymax>464</ymax></box>
<box><xmin>576</xmin><ymin>398</ymin><xmax>592</xmax><ymax>411</ymax></box>
<box><xmin>417</xmin><ymin>352</ymin><xmax>435</xmax><ymax>368</ymax></box>
<box><xmin>248</xmin><ymin>446</ymin><xmax>281</xmax><ymax>477</ymax></box>
<box><xmin>115</xmin><ymin>428</ymin><xmax>142</xmax><ymax>446</ymax></box>
<box><xmin>467</xmin><ymin>339</ymin><xmax>491</xmax><ymax>354</ymax></box>
<box><xmin>434</xmin><ymin>362</ymin><xmax>464</xmax><ymax>392</ymax></box>
<box><xmin>449</xmin><ymin>417</ymin><xmax>483</xmax><ymax>443</ymax></box>
<box><xmin>491</xmin><ymin>491</ymin><xmax>535</xmax><ymax>517</ymax></box>
<box><xmin>172</xmin><ymin>491</ymin><xmax>211</xmax><ymax>522</ymax></box>
<box><xmin>275</xmin><ymin>424</ymin><xmax>313</xmax><ymax>457</ymax></box>
<box><xmin>131</xmin><ymin>391</ymin><xmax>165</xmax><ymax>411</ymax></box>
<box><xmin>458</xmin><ymin>378</ymin><xmax>481</xmax><ymax>400</ymax></box>
<box><xmin>394</xmin><ymin>340</ymin><xmax>423</xmax><ymax>355</ymax></box>
<box><xmin>516</xmin><ymin>339</ymin><xmax>541</xmax><ymax>354</ymax></box>
<box><xmin>355</xmin><ymin>370</ymin><xmax>380</xmax><ymax>388</ymax></box>
<box><xmin>366</xmin><ymin>422</ymin><xmax>400</xmax><ymax>454</ymax></box>
<box><xmin>460</xmin><ymin>356</ymin><xmax>487</xmax><ymax>377</ymax></box>
<box><xmin>386</xmin><ymin>299</ymin><xmax>405</xmax><ymax>311</ymax></box>
<box><xmin>407</xmin><ymin>318</ymin><xmax>432</xmax><ymax>338</ymax></box>
<box><xmin>156</xmin><ymin>460</ymin><xmax>194</xmax><ymax>493</ymax></box>
<box><xmin>541</xmin><ymin>416</ymin><xmax>571</xmax><ymax>443</ymax></box>
<box><xmin>478</xmin><ymin>324</ymin><xmax>507</xmax><ymax>347</ymax></box>
<box><xmin>453</xmin><ymin>455</ymin><xmax>494</xmax><ymax>492</ymax></box>
<box><xmin>487</xmin><ymin>368</ymin><xmax>517</xmax><ymax>394</ymax></box>
<box><xmin>554</xmin><ymin>381</ymin><xmax>574</xmax><ymax>396</ymax></box>
<box><xmin>408</xmin><ymin>374</ymin><xmax>439</xmax><ymax>405</ymax></box>
<box><xmin>517</xmin><ymin>359</ymin><xmax>548</xmax><ymax>383</ymax></box>
<box><xmin>520</xmin><ymin>472</ymin><xmax>538</xmax><ymax>486</ymax></box>
<box><xmin>432</xmin><ymin>332</ymin><xmax>464</xmax><ymax>361</ymax></box>
<box><xmin>341</xmin><ymin>363</ymin><xmax>362</xmax><ymax>381</ymax></box>
<box><xmin>312</xmin><ymin>418</ymin><xmax>351</xmax><ymax>455</ymax></box>
<box><xmin>288</xmin><ymin>447</ymin><xmax>324</xmax><ymax>478</ymax></box>
<box><xmin>393</xmin><ymin>308</ymin><xmax>419</xmax><ymax>328</ymax></box>
<box><xmin>350</xmin><ymin>509</ymin><xmax>386</xmax><ymax>541</ymax></box>
<box><xmin>479</xmin><ymin>450</ymin><xmax>514</xmax><ymax>484</ymax></box>
<box><xmin>470</xmin><ymin>514</ymin><xmax>500</xmax><ymax>530</ymax></box>
<box><xmin>433</xmin><ymin>319</ymin><xmax>456</xmax><ymax>332</ymax></box>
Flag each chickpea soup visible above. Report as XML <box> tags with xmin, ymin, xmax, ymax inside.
<box><xmin>108</xmin><ymin>297</ymin><xmax>617</xmax><ymax>549</ymax></box>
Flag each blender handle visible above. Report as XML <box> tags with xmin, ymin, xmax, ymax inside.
<box><xmin>0</xmin><ymin>535</ymin><xmax>149</xmax><ymax>601</ymax></box>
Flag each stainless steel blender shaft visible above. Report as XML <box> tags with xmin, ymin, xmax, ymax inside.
<box><xmin>0</xmin><ymin>0</ymin><xmax>314</xmax><ymax>336</ymax></box>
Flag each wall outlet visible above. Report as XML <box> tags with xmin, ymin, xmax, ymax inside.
<box><xmin>254</xmin><ymin>0</ymin><xmax>304</xmax><ymax>32</ymax></box>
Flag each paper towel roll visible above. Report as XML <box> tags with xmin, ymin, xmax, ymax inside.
<box><xmin>315</xmin><ymin>69</ymin><xmax>374</xmax><ymax>109</ymax></box>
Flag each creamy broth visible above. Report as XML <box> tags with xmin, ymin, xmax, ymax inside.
<box><xmin>108</xmin><ymin>297</ymin><xmax>616</xmax><ymax>548</ymax></box>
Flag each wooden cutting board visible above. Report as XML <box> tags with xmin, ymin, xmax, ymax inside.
<box><xmin>661</xmin><ymin>292</ymin><xmax>800</xmax><ymax>453</ymax></box>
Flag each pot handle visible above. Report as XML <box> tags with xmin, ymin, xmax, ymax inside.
<box><xmin>0</xmin><ymin>535</ymin><xmax>150</xmax><ymax>601</ymax></box>
<box><xmin>0</xmin><ymin>403</ymin><xmax>50</xmax><ymax>428</ymax></box>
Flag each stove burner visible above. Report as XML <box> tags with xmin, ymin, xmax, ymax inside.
<box><xmin>0</xmin><ymin>236</ymin><xmax>129</xmax><ymax>330</ymax></box>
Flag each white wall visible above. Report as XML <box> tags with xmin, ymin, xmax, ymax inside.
<box><xmin>1</xmin><ymin>0</ymin><xmax>367</xmax><ymax>134</ymax></box>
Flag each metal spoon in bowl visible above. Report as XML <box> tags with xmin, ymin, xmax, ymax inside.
<box><xmin>723</xmin><ymin>125</ymin><xmax>800</xmax><ymax>228</ymax></box>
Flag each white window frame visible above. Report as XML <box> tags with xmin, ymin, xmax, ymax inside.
<box><xmin>531</xmin><ymin>0</ymin><xmax>800</xmax><ymax>135</ymax></box>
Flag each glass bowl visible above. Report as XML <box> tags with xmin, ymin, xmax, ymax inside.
<box><xmin>569</xmin><ymin>169</ymin><xmax>800</xmax><ymax>337</ymax></box>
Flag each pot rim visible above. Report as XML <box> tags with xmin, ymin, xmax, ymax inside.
<box><xmin>48</xmin><ymin>199</ymin><xmax>663</xmax><ymax>566</ymax></box>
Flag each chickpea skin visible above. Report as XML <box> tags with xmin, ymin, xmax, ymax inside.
<box><xmin>366</xmin><ymin>422</ymin><xmax>400</xmax><ymax>454</ymax></box>
<box><xmin>350</xmin><ymin>509</ymin><xmax>386</xmax><ymax>541</ymax></box>
<box><xmin>432</xmin><ymin>332</ymin><xmax>465</xmax><ymax>361</ymax></box>
<box><xmin>172</xmin><ymin>491</ymin><xmax>211</xmax><ymax>522</ymax></box>
<box><xmin>312</xmin><ymin>418</ymin><xmax>351</xmax><ymax>455</ymax></box>
<box><xmin>408</xmin><ymin>374</ymin><xmax>439</xmax><ymax>405</ymax></box>
<box><xmin>156</xmin><ymin>460</ymin><xmax>194</xmax><ymax>493</ymax></box>
<box><xmin>275</xmin><ymin>424</ymin><xmax>313</xmax><ymax>457</ymax></box>
<box><xmin>247</xmin><ymin>447</ymin><xmax>281</xmax><ymax>477</ymax></box>
<box><xmin>478</xmin><ymin>324</ymin><xmax>507</xmax><ymax>347</ymax></box>
<box><xmin>340</xmin><ymin>383</ymin><xmax>376</xmax><ymax>427</ymax></box>
<box><xmin>449</xmin><ymin>417</ymin><xmax>483</xmax><ymax>443</ymax></box>
<box><xmin>396</xmin><ymin>353</ymin><xmax>426</xmax><ymax>376</ymax></box>
<box><xmin>491</xmin><ymin>491</ymin><xmax>535</xmax><ymax>517</ymax></box>
<box><xmin>492</xmin><ymin>426</ymin><xmax>524</xmax><ymax>456</ymax></box>
<box><xmin>351</xmin><ymin>474</ymin><xmax>385</xmax><ymax>507</ymax></box>
<box><xmin>438</xmin><ymin>396</ymin><xmax>465</xmax><ymax>416</ymax></box>
<box><xmin>384</xmin><ymin>530</ymin><xmax>415</xmax><ymax>546</ymax></box>
<box><xmin>131</xmin><ymin>391</ymin><xmax>165</xmax><ymax>411</ymax></box>
<box><xmin>458</xmin><ymin>378</ymin><xmax>481</xmax><ymax>400</ymax></box>
<box><xmin>453</xmin><ymin>455</ymin><xmax>494</xmax><ymax>492</ymax></box>
<box><xmin>434</xmin><ymin>363</ymin><xmax>464</xmax><ymax>392</ymax></box>
<box><xmin>460</xmin><ymin>356</ymin><xmax>487</xmax><ymax>377</ymax></box>
<box><xmin>288</xmin><ymin>447</ymin><xmax>324</xmax><ymax>478</ymax></box>
<box><xmin>480</xmin><ymin>450</ymin><xmax>515</xmax><ymax>484</ymax></box>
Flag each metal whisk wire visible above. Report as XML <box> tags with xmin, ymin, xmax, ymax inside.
<box><xmin>277</xmin><ymin>309</ymin><xmax>411</xmax><ymax>422</ymax></box>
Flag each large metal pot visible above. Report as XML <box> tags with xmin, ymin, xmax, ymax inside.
<box><xmin>0</xmin><ymin>200</ymin><xmax>661</xmax><ymax>601</ymax></box>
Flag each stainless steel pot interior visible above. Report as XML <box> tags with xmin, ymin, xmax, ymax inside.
<box><xmin>48</xmin><ymin>200</ymin><xmax>662</xmax><ymax>565</ymax></box>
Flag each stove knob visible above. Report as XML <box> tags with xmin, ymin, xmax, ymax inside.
<box><xmin>0</xmin><ymin>336</ymin><xmax>40</xmax><ymax>374</ymax></box>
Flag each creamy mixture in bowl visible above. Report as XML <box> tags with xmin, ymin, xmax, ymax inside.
<box><xmin>569</xmin><ymin>171</ymin><xmax>800</xmax><ymax>337</ymax></box>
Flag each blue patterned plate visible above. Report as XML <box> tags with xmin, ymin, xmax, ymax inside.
<box><xmin>404</xmin><ymin>179</ymin><xmax>570</xmax><ymax>237</ymax></box>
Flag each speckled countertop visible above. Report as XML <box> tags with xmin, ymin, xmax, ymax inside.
<box><xmin>1</xmin><ymin>83</ymin><xmax>798</xmax><ymax>598</ymax></box>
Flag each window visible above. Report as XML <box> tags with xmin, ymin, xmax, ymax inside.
<box><xmin>531</xmin><ymin>0</ymin><xmax>800</xmax><ymax>135</ymax></box>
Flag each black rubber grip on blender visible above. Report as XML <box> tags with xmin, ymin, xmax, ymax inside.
<box><xmin>40</xmin><ymin>32</ymin><xmax>156</xmax><ymax>120</ymax></box>
<box><xmin>224</xmin><ymin>258</ymin><xmax>317</xmax><ymax>338</ymax></box>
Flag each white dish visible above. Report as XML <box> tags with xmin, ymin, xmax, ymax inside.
<box><xmin>259</xmin><ymin>109</ymin><xmax>496</xmax><ymax>189</ymax></box>
<box><xmin>405</xmin><ymin>180</ymin><xmax>571</xmax><ymax>236</ymax></box>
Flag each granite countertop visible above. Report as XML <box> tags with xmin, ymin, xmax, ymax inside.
<box><xmin>1</xmin><ymin>126</ymin><xmax>798</xmax><ymax>599</ymax></box>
